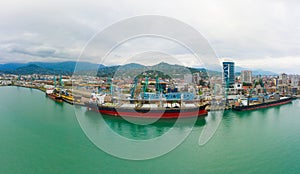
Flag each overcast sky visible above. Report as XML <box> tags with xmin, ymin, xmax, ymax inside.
<box><xmin>0</xmin><ymin>0</ymin><xmax>300</xmax><ymax>73</ymax></box>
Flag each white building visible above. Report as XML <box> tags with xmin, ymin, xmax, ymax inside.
<box><xmin>279</xmin><ymin>73</ymin><xmax>288</xmax><ymax>85</ymax></box>
<box><xmin>184</xmin><ymin>74</ymin><xmax>193</xmax><ymax>83</ymax></box>
<box><xmin>291</xmin><ymin>76</ymin><xmax>299</xmax><ymax>87</ymax></box>
<box><xmin>241</xmin><ymin>70</ymin><xmax>252</xmax><ymax>83</ymax></box>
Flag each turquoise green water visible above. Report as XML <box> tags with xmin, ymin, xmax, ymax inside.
<box><xmin>1</xmin><ymin>86</ymin><xmax>300</xmax><ymax>173</ymax></box>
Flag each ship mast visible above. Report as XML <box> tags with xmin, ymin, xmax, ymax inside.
<box><xmin>130</xmin><ymin>77</ymin><xmax>138</xmax><ymax>99</ymax></box>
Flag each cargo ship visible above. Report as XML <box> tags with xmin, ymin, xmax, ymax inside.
<box><xmin>232</xmin><ymin>95</ymin><xmax>292</xmax><ymax>111</ymax></box>
<box><xmin>45</xmin><ymin>87</ymin><xmax>63</xmax><ymax>102</ymax></box>
<box><xmin>61</xmin><ymin>89</ymin><xmax>81</xmax><ymax>105</ymax></box>
<box><xmin>85</xmin><ymin>93</ymin><xmax>208</xmax><ymax>119</ymax></box>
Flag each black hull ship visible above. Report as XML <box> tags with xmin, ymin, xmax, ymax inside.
<box><xmin>233</xmin><ymin>96</ymin><xmax>292</xmax><ymax>111</ymax></box>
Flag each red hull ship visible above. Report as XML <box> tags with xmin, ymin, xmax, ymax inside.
<box><xmin>45</xmin><ymin>88</ymin><xmax>63</xmax><ymax>102</ymax></box>
<box><xmin>85</xmin><ymin>74</ymin><xmax>209</xmax><ymax>119</ymax></box>
<box><xmin>85</xmin><ymin>102</ymin><xmax>208</xmax><ymax>119</ymax></box>
<box><xmin>85</xmin><ymin>92</ymin><xmax>208</xmax><ymax>119</ymax></box>
<box><xmin>46</xmin><ymin>93</ymin><xmax>63</xmax><ymax>102</ymax></box>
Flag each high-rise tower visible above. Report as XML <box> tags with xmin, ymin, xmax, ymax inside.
<box><xmin>223</xmin><ymin>61</ymin><xmax>235</xmax><ymax>88</ymax></box>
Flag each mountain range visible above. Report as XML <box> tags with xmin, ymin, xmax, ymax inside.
<box><xmin>235</xmin><ymin>66</ymin><xmax>277</xmax><ymax>76</ymax></box>
<box><xmin>0</xmin><ymin>61</ymin><xmax>277</xmax><ymax>76</ymax></box>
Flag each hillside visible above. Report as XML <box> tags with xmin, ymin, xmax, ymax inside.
<box><xmin>12</xmin><ymin>64</ymin><xmax>58</xmax><ymax>75</ymax></box>
<box><xmin>0</xmin><ymin>61</ymin><xmax>277</xmax><ymax>77</ymax></box>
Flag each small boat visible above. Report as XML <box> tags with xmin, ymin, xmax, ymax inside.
<box><xmin>45</xmin><ymin>88</ymin><xmax>63</xmax><ymax>102</ymax></box>
<box><xmin>85</xmin><ymin>93</ymin><xmax>208</xmax><ymax>119</ymax></box>
<box><xmin>232</xmin><ymin>94</ymin><xmax>292</xmax><ymax>111</ymax></box>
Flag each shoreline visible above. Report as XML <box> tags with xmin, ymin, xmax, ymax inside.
<box><xmin>1</xmin><ymin>85</ymin><xmax>88</xmax><ymax>106</ymax></box>
<box><xmin>2</xmin><ymin>85</ymin><xmax>299</xmax><ymax>113</ymax></box>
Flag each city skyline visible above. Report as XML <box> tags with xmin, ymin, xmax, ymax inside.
<box><xmin>1</xmin><ymin>0</ymin><xmax>300</xmax><ymax>74</ymax></box>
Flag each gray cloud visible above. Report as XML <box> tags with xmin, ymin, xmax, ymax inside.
<box><xmin>11</xmin><ymin>46</ymin><xmax>56</xmax><ymax>58</ymax></box>
<box><xmin>0</xmin><ymin>0</ymin><xmax>300</xmax><ymax>73</ymax></box>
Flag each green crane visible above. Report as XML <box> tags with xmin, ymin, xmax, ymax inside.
<box><xmin>59</xmin><ymin>74</ymin><xmax>63</xmax><ymax>87</ymax></box>
<box><xmin>53</xmin><ymin>76</ymin><xmax>56</xmax><ymax>87</ymax></box>
<box><xmin>130</xmin><ymin>77</ymin><xmax>138</xmax><ymax>99</ymax></box>
<box><xmin>259</xmin><ymin>79</ymin><xmax>266</xmax><ymax>94</ymax></box>
<box><xmin>109</xmin><ymin>78</ymin><xmax>113</xmax><ymax>95</ymax></box>
<box><xmin>143</xmin><ymin>76</ymin><xmax>148</xmax><ymax>93</ymax></box>
<box><xmin>156</xmin><ymin>76</ymin><xmax>161</xmax><ymax>93</ymax></box>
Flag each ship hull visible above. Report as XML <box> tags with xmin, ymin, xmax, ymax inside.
<box><xmin>62</xmin><ymin>97</ymin><xmax>74</xmax><ymax>105</ymax></box>
<box><xmin>233</xmin><ymin>97</ymin><xmax>292</xmax><ymax>111</ymax></box>
<box><xmin>46</xmin><ymin>93</ymin><xmax>63</xmax><ymax>102</ymax></box>
<box><xmin>85</xmin><ymin>103</ymin><xmax>208</xmax><ymax>119</ymax></box>
<box><xmin>61</xmin><ymin>95</ymin><xmax>81</xmax><ymax>105</ymax></box>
